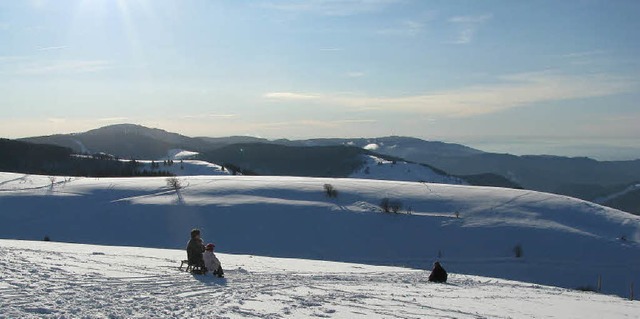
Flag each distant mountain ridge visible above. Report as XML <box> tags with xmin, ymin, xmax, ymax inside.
<box><xmin>0</xmin><ymin>138</ymin><xmax>169</xmax><ymax>177</ymax></box>
<box><xmin>13</xmin><ymin>124</ymin><xmax>521</xmax><ymax>189</ymax></box>
<box><xmin>12</xmin><ymin>123</ymin><xmax>640</xmax><ymax>215</ymax></box>
<box><xmin>272</xmin><ymin>136</ymin><xmax>485</xmax><ymax>159</ymax></box>
<box><xmin>21</xmin><ymin>124</ymin><xmax>211</xmax><ymax>159</ymax></box>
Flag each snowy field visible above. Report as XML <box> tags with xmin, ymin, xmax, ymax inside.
<box><xmin>0</xmin><ymin>172</ymin><xmax>638</xmax><ymax>300</ymax></box>
<box><xmin>1</xmin><ymin>240</ymin><xmax>638</xmax><ymax>319</ymax></box>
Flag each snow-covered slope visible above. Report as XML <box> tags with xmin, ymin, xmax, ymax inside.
<box><xmin>350</xmin><ymin>155</ymin><xmax>467</xmax><ymax>184</ymax></box>
<box><xmin>167</xmin><ymin>149</ymin><xmax>200</xmax><ymax>160</ymax></box>
<box><xmin>1</xmin><ymin>240</ymin><xmax>638</xmax><ymax>319</ymax></box>
<box><xmin>0</xmin><ymin>172</ymin><xmax>638</xmax><ymax>299</ymax></box>
<box><xmin>596</xmin><ymin>183</ymin><xmax>640</xmax><ymax>205</ymax></box>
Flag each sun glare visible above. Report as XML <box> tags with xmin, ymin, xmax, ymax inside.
<box><xmin>68</xmin><ymin>0</ymin><xmax>155</xmax><ymax>65</ymax></box>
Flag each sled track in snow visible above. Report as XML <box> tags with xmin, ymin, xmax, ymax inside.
<box><xmin>1</xmin><ymin>242</ymin><xmax>638</xmax><ymax>319</ymax></box>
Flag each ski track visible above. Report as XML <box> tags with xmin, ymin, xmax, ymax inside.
<box><xmin>1</xmin><ymin>242</ymin><xmax>638</xmax><ymax>319</ymax></box>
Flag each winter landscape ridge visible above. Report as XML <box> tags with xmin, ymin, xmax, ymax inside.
<box><xmin>0</xmin><ymin>169</ymin><xmax>638</xmax><ymax>318</ymax></box>
<box><xmin>3</xmin><ymin>0</ymin><xmax>640</xmax><ymax>317</ymax></box>
<box><xmin>16</xmin><ymin>123</ymin><xmax>640</xmax><ymax>216</ymax></box>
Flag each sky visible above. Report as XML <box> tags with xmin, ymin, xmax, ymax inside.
<box><xmin>1</xmin><ymin>0</ymin><xmax>639</xmax><ymax>159</ymax></box>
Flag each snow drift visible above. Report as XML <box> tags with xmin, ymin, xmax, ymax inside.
<box><xmin>1</xmin><ymin>240</ymin><xmax>638</xmax><ymax>318</ymax></box>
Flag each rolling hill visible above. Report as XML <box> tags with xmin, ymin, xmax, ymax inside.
<box><xmin>266</xmin><ymin>137</ymin><xmax>640</xmax><ymax>206</ymax></box>
<box><xmin>0</xmin><ymin>172</ymin><xmax>638</xmax><ymax>299</ymax></box>
<box><xmin>0</xmin><ymin>138</ymin><xmax>167</xmax><ymax>178</ymax></box>
<box><xmin>20</xmin><ymin>124</ymin><xmax>211</xmax><ymax>159</ymax></box>
<box><xmin>15</xmin><ymin>124</ymin><xmax>639</xmax><ymax>214</ymax></box>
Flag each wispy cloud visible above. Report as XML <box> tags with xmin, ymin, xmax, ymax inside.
<box><xmin>560</xmin><ymin>50</ymin><xmax>606</xmax><ymax>58</ymax></box>
<box><xmin>0</xmin><ymin>56</ymin><xmax>28</xmax><ymax>64</ymax></box>
<box><xmin>335</xmin><ymin>119</ymin><xmax>377</xmax><ymax>124</ymax></box>
<box><xmin>36</xmin><ymin>45</ymin><xmax>68</xmax><ymax>52</ymax></box>
<box><xmin>449</xmin><ymin>14</ymin><xmax>492</xmax><ymax>24</ymax></box>
<box><xmin>264</xmin><ymin>92</ymin><xmax>322</xmax><ymax>100</ymax></box>
<box><xmin>262</xmin><ymin>0</ymin><xmax>401</xmax><ymax>16</ymax></box>
<box><xmin>29</xmin><ymin>0</ymin><xmax>48</xmax><ymax>9</ymax></box>
<box><xmin>558</xmin><ymin>50</ymin><xmax>609</xmax><ymax>66</ymax></box>
<box><xmin>346</xmin><ymin>71</ymin><xmax>365</xmax><ymax>78</ymax></box>
<box><xmin>47</xmin><ymin>118</ymin><xmax>67</xmax><ymax>124</ymax></box>
<box><xmin>254</xmin><ymin>118</ymin><xmax>378</xmax><ymax>129</ymax></box>
<box><xmin>97</xmin><ymin>117</ymin><xmax>129</xmax><ymax>123</ymax></box>
<box><xmin>264</xmin><ymin>71</ymin><xmax>636</xmax><ymax>117</ymax></box>
<box><xmin>448</xmin><ymin>14</ymin><xmax>492</xmax><ymax>44</ymax></box>
<box><xmin>319</xmin><ymin>48</ymin><xmax>343</xmax><ymax>52</ymax></box>
<box><xmin>180</xmin><ymin>114</ymin><xmax>237</xmax><ymax>119</ymax></box>
<box><xmin>18</xmin><ymin>60</ymin><xmax>111</xmax><ymax>75</ymax></box>
<box><xmin>378</xmin><ymin>19</ymin><xmax>426</xmax><ymax>36</ymax></box>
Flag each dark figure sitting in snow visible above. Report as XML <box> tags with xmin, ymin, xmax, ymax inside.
<box><xmin>186</xmin><ymin>229</ymin><xmax>205</xmax><ymax>272</ymax></box>
<box><xmin>428</xmin><ymin>262</ymin><xmax>448</xmax><ymax>283</ymax></box>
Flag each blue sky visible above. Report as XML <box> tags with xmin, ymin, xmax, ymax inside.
<box><xmin>1</xmin><ymin>0</ymin><xmax>639</xmax><ymax>159</ymax></box>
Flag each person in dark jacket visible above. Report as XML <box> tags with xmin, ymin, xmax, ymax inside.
<box><xmin>428</xmin><ymin>262</ymin><xmax>448</xmax><ymax>283</ymax></box>
<box><xmin>186</xmin><ymin>229</ymin><xmax>205</xmax><ymax>270</ymax></box>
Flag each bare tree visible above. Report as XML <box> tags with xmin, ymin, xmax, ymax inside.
<box><xmin>166</xmin><ymin>177</ymin><xmax>184</xmax><ymax>204</ymax></box>
<box><xmin>380</xmin><ymin>198</ymin><xmax>391</xmax><ymax>213</ymax></box>
<box><xmin>166</xmin><ymin>177</ymin><xmax>182</xmax><ymax>191</ymax></box>
<box><xmin>380</xmin><ymin>198</ymin><xmax>404</xmax><ymax>214</ymax></box>
<box><xmin>323</xmin><ymin>183</ymin><xmax>338</xmax><ymax>198</ymax></box>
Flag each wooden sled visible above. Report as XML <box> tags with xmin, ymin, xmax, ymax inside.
<box><xmin>179</xmin><ymin>260</ymin><xmax>205</xmax><ymax>274</ymax></box>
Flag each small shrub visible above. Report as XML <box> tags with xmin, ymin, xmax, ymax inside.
<box><xmin>406</xmin><ymin>206</ymin><xmax>413</xmax><ymax>215</ymax></box>
<box><xmin>513</xmin><ymin>244</ymin><xmax>523</xmax><ymax>258</ymax></box>
<box><xmin>390</xmin><ymin>200</ymin><xmax>403</xmax><ymax>214</ymax></box>
<box><xmin>380</xmin><ymin>198</ymin><xmax>391</xmax><ymax>213</ymax></box>
<box><xmin>576</xmin><ymin>285</ymin><xmax>598</xmax><ymax>292</ymax></box>
<box><xmin>323</xmin><ymin>184</ymin><xmax>338</xmax><ymax>198</ymax></box>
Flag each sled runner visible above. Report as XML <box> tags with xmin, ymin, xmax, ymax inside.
<box><xmin>179</xmin><ymin>260</ymin><xmax>206</xmax><ymax>274</ymax></box>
